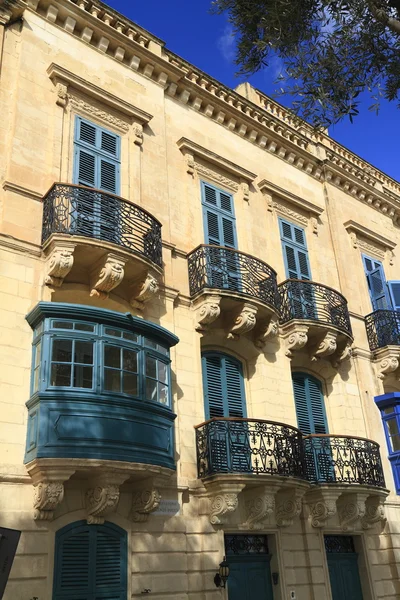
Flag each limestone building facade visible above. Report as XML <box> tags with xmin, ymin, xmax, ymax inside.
<box><xmin>1</xmin><ymin>1</ymin><xmax>400</xmax><ymax>599</ymax></box>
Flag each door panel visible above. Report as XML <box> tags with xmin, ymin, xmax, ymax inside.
<box><xmin>327</xmin><ymin>554</ymin><xmax>363</xmax><ymax>600</ymax></box>
<box><xmin>228</xmin><ymin>558</ymin><xmax>273</xmax><ymax>600</ymax></box>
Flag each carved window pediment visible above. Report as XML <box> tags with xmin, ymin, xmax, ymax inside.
<box><xmin>344</xmin><ymin>220</ymin><xmax>396</xmax><ymax>263</ymax></box>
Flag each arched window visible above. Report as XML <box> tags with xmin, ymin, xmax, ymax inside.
<box><xmin>291</xmin><ymin>372</ymin><xmax>328</xmax><ymax>434</ymax></box>
<box><xmin>202</xmin><ymin>352</ymin><xmax>246</xmax><ymax>419</ymax></box>
<box><xmin>53</xmin><ymin>521</ymin><xmax>127</xmax><ymax>599</ymax></box>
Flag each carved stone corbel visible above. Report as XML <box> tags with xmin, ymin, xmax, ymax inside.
<box><xmin>310</xmin><ymin>330</ymin><xmax>338</xmax><ymax>361</ymax></box>
<box><xmin>227</xmin><ymin>302</ymin><xmax>258</xmax><ymax>339</ymax></box>
<box><xmin>55</xmin><ymin>82</ymin><xmax>68</xmax><ymax>107</ymax></box>
<box><xmin>28</xmin><ymin>465</ymin><xmax>76</xmax><ymax>521</ymax></box>
<box><xmin>130</xmin><ymin>489</ymin><xmax>161</xmax><ymax>522</ymax></box>
<box><xmin>276</xmin><ymin>488</ymin><xmax>305</xmax><ymax>527</ymax></box>
<box><xmin>305</xmin><ymin>489</ymin><xmax>340</xmax><ymax>528</ymax></box>
<box><xmin>337</xmin><ymin>492</ymin><xmax>368</xmax><ymax>532</ymax></box>
<box><xmin>195</xmin><ymin>294</ymin><xmax>221</xmax><ymax>331</ymax></box>
<box><xmin>361</xmin><ymin>495</ymin><xmax>387</xmax><ymax>530</ymax></box>
<box><xmin>130</xmin><ymin>273</ymin><xmax>159</xmax><ymax>310</ymax></box>
<box><xmin>255</xmin><ymin>315</ymin><xmax>279</xmax><ymax>348</ymax></box>
<box><xmin>90</xmin><ymin>253</ymin><xmax>126</xmax><ymax>299</ymax></box>
<box><xmin>245</xmin><ymin>484</ymin><xmax>281</xmax><ymax>530</ymax></box>
<box><xmin>207</xmin><ymin>483</ymin><xmax>246</xmax><ymax>525</ymax></box>
<box><xmin>376</xmin><ymin>352</ymin><xmax>400</xmax><ymax>379</ymax></box>
<box><xmin>282</xmin><ymin>324</ymin><xmax>309</xmax><ymax>357</ymax></box>
<box><xmin>45</xmin><ymin>242</ymin><xmax>76</xmax><ymax>287</ymax></box>
<box><xmin>133</xmin><ymin>123</ymin><xmax>144</xmax><ymax>146</ymax></box>
<box><xmin>86</xmin><ymin>473</ymin><xmax>129</xmax><ymax>524</ymax></box>
<box><xmin>332</xmin><ymin>342</ymin><xmax>353</xmax><ymax>368</ymax></box>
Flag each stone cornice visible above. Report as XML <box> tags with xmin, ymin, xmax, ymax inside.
<box><xmin>177</xmin><ymin>138</ymin><xmax>256</xmax><ymax>183</ymax></box>
<box><xmin>47</xmin><ymin>63</ymin><xmax>153</xmax><ymax>124</ymax></box>
<box><xmin>20</xmin><ymin>0</ymin><xmax>400</xmax><ymax>215</ymax></box>
<box><xmin>344</xmin><ymin>220</ymin><xmax>396</xmax><ymax>251</ymax></box>
<box><xmin>258</xmin><ymin>179</ymin><xmax>324</xmax><ymax>217</ymax></box>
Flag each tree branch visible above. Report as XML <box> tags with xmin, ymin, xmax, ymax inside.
<box><xmin>367</xmin><ymin>0</ymin><xmax>400</xmax><ymax>35</ymax></box>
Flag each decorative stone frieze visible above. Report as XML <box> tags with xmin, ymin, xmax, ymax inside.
<box><xmin>130</xmin><ymin>489</ymin><xmax>161</xmax><ymax>522</ymax></box>
<box><xmin>276</xmin><ymin>488</ymin><xmax>306</xmax><ymax>528</ymax></box>
<box><xmin>90</xmin><ymin>253</ymin><xmax>126</xmax><ymax>299</ymax></box>
<box><xmin>45</xmin><ymin>242</ymin><xmax>76</xmax><ymax>287</ymax></box>
<box><xmin>361</xmin><ymin>495</ymin><xmax>387</xmax><ymax>530</ymax></box>
<box><xmin>130</xmin><ymin>273</ymin><xmax>159</xmax><ymax>310</ymax></box>
<box><xmin>282</xmin><ymin>323</ymin><xmax>309</xmax><ymax>357</ymax></box>
<box><xmin>310</xmin><ymin>330</ymin><xmax>338</xmax><ymax>361</ymax></box>
<box><xmin>344</xmin><ymin>220</ymin><xmax>396</xmax><ymax>259</ymax></box>
<box><xmin>227</xmin><ymin>302</ymin><xmax>258</xmax><ymax>339</ymax></box>
<box><xmin>86</xmin><ymin>472</ymin><xmax>130</xmax><ymax>524</ymax></box>
<box><xmin>195</xmin><ymin>294</ymin><xmax>221</xmax><ymax>331</ymax></box>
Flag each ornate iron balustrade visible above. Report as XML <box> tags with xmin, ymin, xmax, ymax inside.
<box><xmin>278</xmin><ymin>279</ymin><xmax>352</xmax><ymax>337</ymax></box>
<box><xmin>365</xmin><ymin>310</ymin><xmax>400</xmax><ymax>350</ymax></box>
<box><xmin>187</xmin><ymin>244</ymin><xmax>279</xmax><ymax>309</ymax></box>
<box><xmin>195</xmin><ymin>418</ymin><xmax>306</xmax><ymax>479</ymax></box>
<box><xmin>303</xmin><ymin>435</ymin><xmax>386</xmax><ymax>487</ymax></box>
<box><xmin>42</xmin><ymin>183</ymin><xmax>163</xmax><ymax>267</ymax></box>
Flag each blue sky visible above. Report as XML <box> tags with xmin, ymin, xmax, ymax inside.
<box><xmin>107</xmin><ymin>0</ymin><xmax>399</xmax><ymax>182</ymax></box>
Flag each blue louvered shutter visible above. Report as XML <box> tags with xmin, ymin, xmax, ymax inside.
<box><xmin>280</xmin><ymin>219</ymin><xmax>311</xmax><ymax>280</ymax></box>
<box><xmin>362</xmin><ymin>255</ymin><xmax>391</xmax><ymax>310</ymax></box>
<box><xmin>53</xmin><ymin>521</ymin><xmax>127</xmax><ymax>599</ymax></box>
<box><xmin>292</xmin><ymin>372</ymin><xmax>328</xmax><ymax>435</ymax></box>
<box><xmin>388</xmin><ymin>282</ymin><xmax>400</xmax><ymax>311</ymax></box>
<box><xmin>202</xmin><ymin>353</ymin><xmax>246</xmax><ymax>419</ymax></box>
<box><xmin>201</xmin><ymin>182</ymin><xmax>237</xmax><ymax>249</ymax></box>
<box><xmin>74</xmin><ymin>117</ymin><xmax>120</xmax><ymax>195</ymax></box>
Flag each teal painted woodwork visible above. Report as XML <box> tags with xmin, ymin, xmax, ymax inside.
<box><xmin>25</xmin><ymin>303</ymin><xmax>178</xmax><ymax>470</ymax></box>
<box><xmin>74</xmin><ymin>117</ymin><xmax>121</xmax><ymax>195</ymax></box>
<box><xmin>201</xmin><ymin>352</ymin><xmax>246</xmax><ymax>419</ymax></box>
<box><xmin>292</xmin><ymin>372</ymin><xmax>328</xmax><ymax>435</ymax></box>
<box><xmin>327</xmin><ymin>554</ymin><xmax>363</xmax><ymax>600</ymax></box>
<box><xmin>53</xmin><ymin>520</ymin><xmax>127</xmax><ymax>599</ymax></box>
<box><xmin>279</xmin><ymin>218</ymin><xmax>311</xmax><ymax>280</ymax></box>
<box><xmin>388</xmin><ymin>281</ymin><xmax>400</xmax><ymax>311</ymax></box>
<box><xmin>227</xmin><ymin>555</ymin><xmax>273</xmax><ymax>600</ymax></box>
<box><xmin>362</xmin><ymin>254</ymin><xmax>391</xmax><ymax>310</ymax></box>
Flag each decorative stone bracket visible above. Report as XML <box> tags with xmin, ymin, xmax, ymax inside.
<box><xmin>282</xmin><ymin>323</ymin><xmax>309</xmax><ymax>357</ymax></box>
<box><xmin>244</xmin><ymin>484</ymin><xmax>281</xmax><ymax>530</ymax></box>
<box><xmin>130</xmin><ymin>272</ymin><xmax>160</xmax><ymax>310</ymax></box>
<box><xmin>282</xmin><ymin>321</ymin><xmax>352</xmax><ymax>367</ymax></box>
<box><xmin>228</xmin><ymin>302</ymin><xmax>258</xmax><ymax>339</ymax></box>
<box><xmin>86</xmin><ymin>472</ymin><xmax>130</xmax><ymax>524</ymax></box>
<box><xmin>130</xmin><ymin>488</ymin><xmax>161</xmax><ymax>522</ymax></box>
<box><xmin>310</xmin><ymin>330</ymin><xmax>338</xmax><ymax>361</ymax></box>
<box><xmin>374</xmin><ymin>347</ymin><xmax>400</xmax><ymax>380</ymax></box>
<box><xmin>305</xmin><ymin>489</ymin><xmax>341</xmax><ymax>528</ymax></box>
<box><xmin>195</xmin><ymin>294</ymin><xmax>221</xmax><ymax>331</ymax></box>
<box><xmin>275</xmin><ymin>488</ymin><xmax>306</xmax><ymax>527</ymax></box>
<box><xmin>361</xmin><ymin>495</ymin><xmax>387</xmax><ymax>530</ymax></box>
<box><xmin>45</xmin><ymin>241</ymin><xmax>76</xmax><ymax>288</ymax></box>
<box><xmin>90</xmin><ymin>253</ymin><xmax>126</xmax><ymax>299</ymax></box>
<box><xmin>27</xmin><ymin>465</ymin><xmax>76</xmax><ymax>521</ymax></box>
<box><xmin>207</xmin><ymin>482</ymin><xmax>246</xmax><ymax>525</ymax></box>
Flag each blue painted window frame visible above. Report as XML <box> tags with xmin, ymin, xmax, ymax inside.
<box><xmin>73</xmin><ymin>116</ymin><xmax>121</xmax><ymax>194</ymax></box>
<box><xmin>200</xmin><ymin>180</ymin><xmax>238</xmax><ymax>248</ymax></box>
<box><xmin>375</xmin><ymin>392</ymin><xmax>400</xmax><ymax>494</ymax></box>
<box><xmin>362</xmin><ymin>254</ymin><xmax>391</xmax><ymax>311</ymax></box>
<box><xmin>53</xmin><ymin>520</ymin><xmax>127</xmax><ymax>599</ymax></box>
<box><xmin>279</xmin><ymin>217</ymin><xmax>312</xmax><ymax>280</ymax></box>
<box><xmin>201</xmin><ymin>351</ymin><xmax>247</xmax><ymax>419</ymax></box>
<box><xmin>29</xmin><ymin>304</ymin><xmax>176</xmax><ymax>409</ymax></box>
<box><xmin>291</xmin><ymin>372</ymin><xmax>329</xmax><ymax>435</ymax></box>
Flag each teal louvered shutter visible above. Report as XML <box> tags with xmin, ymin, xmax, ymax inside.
<box><xmin>201</xmin><ymin>182</ymin><xmax>237</xmax><ymax>248</ymax></box>
<box><xmin>53</xmin><ymin>521</ymin><xmax>127</xmax><ymax>599</ymax></box>
<box><xmin>362</xmin><ymin>255</ymin><xmax>391</xmax><ymax>310</ymax></box>
<box><xmin>202</xmin><ymin>353</ymin><xmax>246</xmax><ymax>418</ymax></box>
<box><xmin>280</xmin><ymin>219</ymin><xmax>311</xmax><ymax>280</ymax></box>
<box><xmin>292</xmin><ymin>372</ymin><xmax>328</xmax><ymax>435</ymax></box>
<box><xmin>388</xmin><ymin>282</ymin><xmax>400</xmax><ymax>311</ymax></box>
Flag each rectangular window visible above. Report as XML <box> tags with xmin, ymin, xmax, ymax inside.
<box><xmin>145</xmin><ymin>354</ymin><xmax>169</xmax><ymax>405</ymax></box>
<box><xmin>103</xmin><ymin>344</ymin><xmax>139</xmax><ymax>396</ymax></box>
<box><xmin>33</xmin><ymin>340</ymin><xmax>41</xmax><ymax>393</ymax></box>
<box><xmin>50</xmin><ymin>338</ymin><xmax>94</xmax><ymax>389</ymax></box>
<box><xmin>362</xmin><ymin>255</ymin><xmax>391</xmax><ymax>310</ymax></box>
<box><xmin>386</xmin><ymin>417</ymin><xmax>400</xmax><ymax>452</ymax></box>
<box><xmin>279</xmin><ymin>218</ymin><xmax>311</xmax><ymax>280</ymax></box>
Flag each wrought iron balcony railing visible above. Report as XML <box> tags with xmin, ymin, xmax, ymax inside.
<box><xmin>303</xmin><ymin>435</ymin><xmax>386</xmax><ymax>487</ymax></box>
<box><xmin>187</xmin><ymin>244</ymin><xmax>279</xmax><ymax>309</ymax></box>
<box><xmin>195</xmin><ymin>419</ymin><xmax>386</xmax><ymax>489</ymax></box>
<box><xmin>365</xmin><ymin>310</ymin><xmax>400</xmax><ymax>350</ymax></box>
<box><xmin>278</xmin><ymin>279</ymin><xmax>352</xmax><ymax>337</ymax></box>
<box><xmin>195</xmin><ymin>418</ymin><xmax>306</xmax><ymax>479</ymax></box>
<box><xmin>42</xmin><ymin>183</ymin><xmax>163</xmax><ymax>267</ymax></box>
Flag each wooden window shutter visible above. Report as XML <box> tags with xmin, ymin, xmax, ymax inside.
<box><xmin>202</xmin><ymin>352</ymin><xmax>246</xmax><ymax>419</ymax></box>
<box><xmin>279</xmin><ymin>218</ymin><xmax>311</xmax><ymax>280</ymax></box>
<box><xmin>292</xmin><ymin>372</ymin><xmax>328</xmax><ymax>435</ymax></box>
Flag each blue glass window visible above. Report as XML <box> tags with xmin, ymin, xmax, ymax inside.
<box><xmin>375</xmin><ymin>392</ymin><xmax>400</xmax><ymax>493</ymax></box>
<box><xmin>30</xmin><ymin>311</ymin><xmax>172</xmax><ymax>408</ymax></box>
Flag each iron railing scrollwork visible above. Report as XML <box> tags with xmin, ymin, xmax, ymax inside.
<box><xmin>324</xmin><ymin>535</ymin><xmax>355</xmax><ymax>554</ymax></box>
<box><xmin>225</xmin><ymin>534</ymin><xmax>269</xmax><ymax>555</ymax></box>
<box><xmin>303</xmin><ymin>435</ymin><xmax>386</xmax><ymax>487</ymax></box>
<box><xmin>365</xmin><ymin>310</ymin><xmax>400</xmax><ymax>350</ymax></box>
<box><xmin>187</xmin><ymin>245</ymin><xmax>279</xmax><ymax>310</ymax></box>
<box><xmin>278</xmin><ymin>279</ymin><xmax>352</xmax><ymax>337</ymax></box>
<box><xmin>195</xmin><ymin>418</ymin><xmax>306</xmax><ymax>479</ymax></box>
<box><xmin>42</xmin><ymin>183</ymin><xmax>163</xmax><ymax>267</ymax></box>
<box><xmin>195</xmin><ymin>419</ymin><xmax>386</xmax><ymax>489</ymax></box>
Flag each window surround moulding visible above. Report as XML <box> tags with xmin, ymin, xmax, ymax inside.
<box><xmin>259</xmin><ymin>179</ymin><xmax>323</xmax><ymax>233</ymax></box>
<box><xmin>344</xmin><ymin>220</ymin><xmax>396</xmax><ymax>264</ymax></box>
<box><xmin>177</xmin><ymin>137</ymin><xmax>256</xmax><ymax>198</ymax></box>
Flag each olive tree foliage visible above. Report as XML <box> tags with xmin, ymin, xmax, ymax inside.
<box><xmin>212</xmin><ymin>0</ymin><xmax>400</xmax><ymax>126</ymax></box>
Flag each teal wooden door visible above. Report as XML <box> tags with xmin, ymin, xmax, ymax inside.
<box><xmin>327</xmin><ymin>554</ymin><xmax>363</xmax><ymax>600</ymax></box>
<box><xmin>228</xmin><ymin>555</ymin><xmax>273</xmax><ymax>600</ymax></box>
